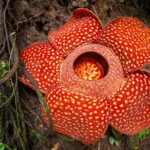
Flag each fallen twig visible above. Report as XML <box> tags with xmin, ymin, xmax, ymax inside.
<box><xmin>22</xmin><ymin>68</ymin><xmax>53</xmax><ymax>133</ymax></box>
<box><xmin>3</xmin><ymin>0</ymin><xmax>11</xmax><ymax>52</ymax></box>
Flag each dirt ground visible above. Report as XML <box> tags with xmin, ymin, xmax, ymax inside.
<box><xmin>8</xmin><ymin>0</ymin><xmax>150</xmax><ymax>49</ymax></box>
<box><xmin>0</xmin><ymin>0</ymin><xmax>150</xmax><ymax>150</ymax></box>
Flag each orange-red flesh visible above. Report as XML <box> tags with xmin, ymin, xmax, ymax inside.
<box><xmin>97</xmin><ymin>17</ymin><xmax>150</xmax><ymax>75</ymax></box>
<box><xmin>48</xmin><ymin>8</ymin><xmax>102</xmax><ymax>56</ymax></box>
<box><xmin>110</xmin><ymin>71</ymin><xmax>150</xmax><ymax>134</ymax></box>
<box><xmin>19</xmin><ymin>42</ymin><xmax>62</xmax><ymax>94</ymax></box>
<box><xmin>74</xmin><ymin>56</ymin><xmax>104</xmax><ymax>80</ymax></box>
<box><xmin>43</xmin><ymin>87</ymin><xmax>109</xmax><ymax>144</ymax></box>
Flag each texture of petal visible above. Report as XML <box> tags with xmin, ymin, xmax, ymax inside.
<box><xmin>97</xmin><ymin>17</ymin><xmax>150</xmax><ymax>75</ymax></box>
<box><xmin>60</xmin><ymin>44</ymin><xmax>125</xmax><ymax>98</ymax></box>
<box><xmin>19</xmin><ymin>42</ymin><xmax>62</xmax><ymax>94</ymax></box>
<box><xmin>110</xmin><ymin>71</ymin><xmax>150</xmax><ymax>134</ymax></box>
<box><xmin>48</xmin><ymin>8</ymin><xmax>102</xmax><ymax>56</ymax></box>
<box><xmin>43</xmin><ymin>87</ymin><xmax>109</xmax><ymax>144</ymax></box>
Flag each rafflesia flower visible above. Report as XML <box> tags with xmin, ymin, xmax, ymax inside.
<box><xmin>19</xmin><ymin>8</ymin><xmax>150</xmax><ymax>144</ymax></box>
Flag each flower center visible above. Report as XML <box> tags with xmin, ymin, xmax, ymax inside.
<box><xmin>74</xmin><ymin>52</ymin><xmax>108</xmax><ymax>80</ymax></box>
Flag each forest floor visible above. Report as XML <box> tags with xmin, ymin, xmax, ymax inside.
<box><xmin>0</xmin><ymin>0</ymin><xmax>150</xmax><ymax>150</ymax></box>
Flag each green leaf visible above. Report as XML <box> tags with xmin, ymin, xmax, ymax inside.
<box><xmin>109</xmin><ymin>136</ymin><xmax>119</xmax><ymax>146</ymax></box>
<box><xmin>135</xmin><ymin>128</ymin><xmax>150</xmax><ymax>139</ymax></box>
<box><xmin>0</xmin><ymin>61</ymin><xmax>9</xmax><ymax>78</ymax></box>
<box><xmin>0</xmin><ymin>143</ymin><xmax>16</xmax><ymax>150</ymax></box>
<box><xmin>60</xmin><ymin>135</ymin><xmax>74</xmax><ymax>142</ymax></box>
<box><xmin>0</xmin><ymin>143</ymin><xmax>5</xmax><ymax>150</ymax></box>
<box><xmin>114</xmin><ymin>140</ymin><xmax>119</xmax><ymax>146</ymax></box>
<box><xmin>32</xmin><ymin>130</ymin><xmax>44</xmax><ymax>140</ymax></box>
<box><xmin>109</xmin><ymin>136</ymin><xmax>115</xmax><ymax>145</ymax></box>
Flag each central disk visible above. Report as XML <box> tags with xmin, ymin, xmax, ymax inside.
<box><xmin>74</xmin><ymin>52</ymin><xmax>106</xmax><ymax>80</ymax></box>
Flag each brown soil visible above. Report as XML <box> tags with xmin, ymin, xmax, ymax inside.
<box><xmin>9</xmin><ymin>0</ymin><xmax>150</xmax><ymax>49</ymax></box>
<box><xmin>1</xmin><ymin>0</ymin><xmax>150</xmax><ymax>150</ymax></box>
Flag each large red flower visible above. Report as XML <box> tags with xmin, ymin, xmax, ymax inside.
<box><xmin>19</xmin><ymin>8</ymin><xmax>150</xmax><ymax>144</ymax></box>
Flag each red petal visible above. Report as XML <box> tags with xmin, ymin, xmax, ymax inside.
<box><xmin>97</xmin><ymin>17</ymin><xmax>150</xmax><ymax>75</ymax></box>
<box><xmin>19</xmin><ymin>42</ymin><xmax>62</xmax><ymax>94</ymax></box>
<box><xmin>48</xmin><ymin>8</ymin><xmax>102</xmax><ymax>56</ymax></box>
<box><xmin>43</xmin><ymin>87</ymin><xmax>109</xmax><ymax>144</ymax></box>
<box><xmin>110</xmin><ymin>71</ymin><xmax>150</xmax><ymax>134</ymax></box>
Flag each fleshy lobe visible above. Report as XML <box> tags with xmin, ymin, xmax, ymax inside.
<box><xmin>48</xmin><ymin>8</ymin><xmax>102</xmax><ymax>56</ymax></box>
<box><xmin>110</xmin><ymin>71</ymin><xmax>150</xmax><ymax>134</ymax></box>
<box><xmin>97</xmin><ymin>17</ymin><xmax>150</xmax><ymax>75</ymax></box>
<box><xmin>19</xmin><ymin>42</ymin><xmax>62</xmax><ymax>94</ymax></box>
